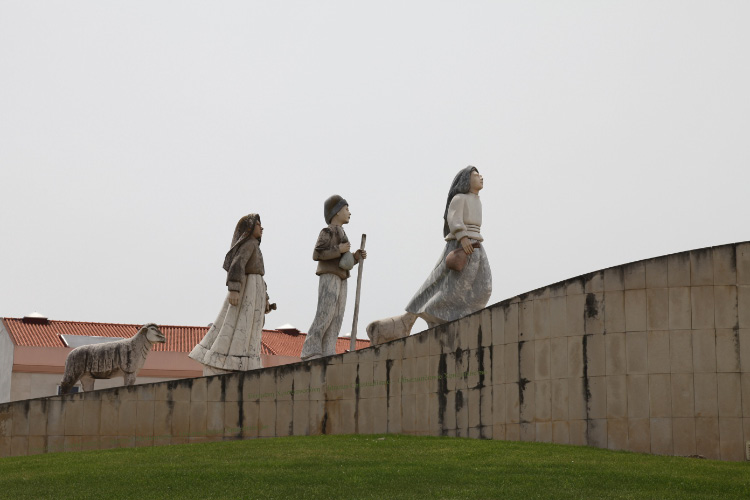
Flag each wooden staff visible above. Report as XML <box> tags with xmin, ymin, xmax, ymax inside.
<box><xmin>350</xmin><ymin>234</ymin><xmax>366</xmax><ymax>352</ymax></box>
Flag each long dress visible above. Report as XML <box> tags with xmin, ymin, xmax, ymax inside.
<box><xmin>405</xmin><ymin>192</ymin><xmax>492</xmax><ymax>325</ymax></box>
<box><xmin>189</xmin><ymin>239</ymin><xmax>266</xmax><ymax>372</ymax></box>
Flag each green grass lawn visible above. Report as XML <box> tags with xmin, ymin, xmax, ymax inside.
<box><xmin>0</xmin><ymin>435</ymin><xmax>748</xmax><ymax>499</ymax></box>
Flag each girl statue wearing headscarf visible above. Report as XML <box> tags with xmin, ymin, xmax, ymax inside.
<box><xmin>189</xmin><ymin>213</ymin><xmax>273</xmax><ymax>374</ymax></box>
<box><xmin>366</xmin><ymin>167</ymin><xmax>492</xmax><ymax>343</ymax></box>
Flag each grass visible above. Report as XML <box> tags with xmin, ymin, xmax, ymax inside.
<box><xmin>0</xmin><ymin>435</ymin><xmax>748</xmax><ymax>499</ymax></box>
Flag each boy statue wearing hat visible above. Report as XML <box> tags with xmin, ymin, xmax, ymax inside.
<box><xmin>300</xmin><ymin>195</ymin><xmax>367</xmax><ymax>360</ymax></box>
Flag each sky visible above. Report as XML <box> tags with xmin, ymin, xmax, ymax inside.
<box><xmin>1</xmin><ymin>1</ymin><xmax>748</xmax><ymax>340</ymax></box>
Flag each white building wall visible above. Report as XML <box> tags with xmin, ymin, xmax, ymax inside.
<box><xmin>0</xmin><ymin>323</ymin><xmax>14</xmax><ymax>403</ymax></box>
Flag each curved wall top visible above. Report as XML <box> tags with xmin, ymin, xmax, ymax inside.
<box><xmin>2</xmin><ymin>241</ymin><xmax>749</xmax><ymax>461</ymax></box>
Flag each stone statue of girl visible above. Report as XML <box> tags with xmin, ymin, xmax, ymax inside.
<box><xmin>189</xmin><ymin>213</ymin><xmax>274</xmax><ymax>375</ymax></box>
<box><xmin>366</xmin><ymin>166</ymin><xmax>492</xmax><ymax>343</ymax></box>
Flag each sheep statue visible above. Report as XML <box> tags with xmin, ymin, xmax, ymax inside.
<box><xmin>60</xmin><ymin>323</ymin><xmax>166</xmax><ymax>394</ymax></box>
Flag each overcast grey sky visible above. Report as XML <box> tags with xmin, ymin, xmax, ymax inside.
<box><xmin>1</xmin><ymin>1</ymin><xmax>748</xmax><ymax>339</ymax></box>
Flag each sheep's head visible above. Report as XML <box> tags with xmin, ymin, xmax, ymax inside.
<box><xmin>140</xmin><ymin>323</ymin><xmax>166</xmax><ymax>344</ymax></box>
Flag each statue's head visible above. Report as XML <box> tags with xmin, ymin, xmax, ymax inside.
<box><xmin>140</xmin><ymin>323</ymin><xmax>166</xmax><ymax>344</ymax></box>
<box><xmin>443</xmin><ymin>166</ymin><xmax>480</xmax><ymax>237</ymax></box>
<box><xmin>234</xmin><ymin>213</ymin><xmax>262</xmax><ymax>244</ymax></box>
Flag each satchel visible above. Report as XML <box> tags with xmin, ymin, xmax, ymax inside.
<box><xmin>445</xmin><ymin>242</ymin><xmax>481</xmax><ymax>272</ymax></box>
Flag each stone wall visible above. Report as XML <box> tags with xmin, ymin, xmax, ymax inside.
<box><xmin>0</xmin><ymin>325</ymin><xmax>13</xmax><ymax>404</ymax></box>
<box><xmin>2</xmin><ymin>242</ymin><xmax>749</xmax><ymax>460</ymax></box>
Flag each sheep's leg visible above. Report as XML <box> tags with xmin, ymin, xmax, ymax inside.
<box><xmin>79</xmin><ymin>375</ymin><xmax>95</xmax><ymax>392</ymax></box>
<box><xmin>59</xmin><ymin>374</ymin><xmax>78</xmax><ymax>395</ymax></box>
<box><xmin>123</xmin><ymin>373</ymin><xmax>137</xmax><ymax>386</ymax></box>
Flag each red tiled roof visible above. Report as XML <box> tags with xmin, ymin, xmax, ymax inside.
<box><xmin>1</xmin><ymin>318</ymin><xmax>369</xmax><ymax>357</ymax></box>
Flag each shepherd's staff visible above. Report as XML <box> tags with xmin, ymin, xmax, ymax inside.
<box><xmin>350</xmin><ymin>234</ymin><xmax>366</xmax><ymax>352</ymax></box>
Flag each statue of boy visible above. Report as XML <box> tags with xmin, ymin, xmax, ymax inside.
<box><xmin>300</xmin><ymin>195</ymin><xmax>367</xmax><ymax>360</ymax></box>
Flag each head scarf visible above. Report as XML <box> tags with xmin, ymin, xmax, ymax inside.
<box><xmin>443</xmin><ymin>166</ymin><xmax>478</xmax><ymax>237</ymax></box>
<box><xmin>223</xmin><ymin>213</ymin><xmax>261</xmax><ymax>272</ymax></box>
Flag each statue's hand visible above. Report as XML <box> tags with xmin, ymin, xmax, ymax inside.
<box><xmin>228</xmin><ymin>291</ymin><xmax>240</xmax><ymax>306</ymax></box>
<box><xmin>339</xmin><ymin>242</ymin><xmax>351</xmax><ymax>253</ymax></box>
<box><xmin>355</xmin><ymin>249</ymin><xmax>367</xmax><ymax>261</ymax></box>
<box><xmin>460</xmin><ymin>237</ymin><xmax>474</xmax><ymax>255</ymax></box>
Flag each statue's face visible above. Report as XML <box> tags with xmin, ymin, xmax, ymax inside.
<box><xmin>145</xmin><ymin>325</ymin><xmax>166</xmax><ymax>344</ymax></box>
<box><xmin>252</xmin><ymin>221</ymin><xmax>263</xmax><ymax>239</ymax></box>
<box><xmin>470</xmin><ymin>170</ymin><xmax>483</xmax><ymax>193</ymax></box>
<box><xmin>332</xmin><ymin>205</ymin><xmax>351</xmax><ymax>225</ymax></box>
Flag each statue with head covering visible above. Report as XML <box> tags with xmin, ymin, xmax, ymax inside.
<box><xmin>189</xmin><ymin>213</ymin><xmax>274</xmax><ymax>374</ymax></box>
<box><xmin>366</xmin><ymin>166</ymin><xmax>492</xmax><ymax>344</ymax></box>
<box><xmin>300</xmin><ymin>195</ymin><xmax>367</xmax><ymax>360</ymax></box>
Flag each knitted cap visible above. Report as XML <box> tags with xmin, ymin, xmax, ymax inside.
<box><xmin>324</xmin><ymin>195</ymin><xmax>348</xmax><ymax>224</ymax></box>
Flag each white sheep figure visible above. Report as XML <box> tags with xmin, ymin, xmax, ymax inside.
<box><xmin>60</xmin><ymin>323</ymin><xmax>166</xmax><ymax>394</ymax></box>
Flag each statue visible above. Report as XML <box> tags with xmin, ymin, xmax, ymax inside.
<box><xmin>60</xmin><ymin>323</ymin><xmax>166</xmax><ymax>393</ymax></box>
<box><xmin>189</xmin><ymin>214</ymin><xmax>275</xmax><ymax>375</ymax></box>
<box><xmin>367</xmin><ymin>166</ymin><xmax>492</xmax><ymax>344</ymax></box>
<box><xmin>300</xmin><ymin>195</ymin><xmax>367</xmax><ymax>360</ymax></box>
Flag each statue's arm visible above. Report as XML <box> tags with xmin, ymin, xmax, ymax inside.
<box><xmin>227</xmin><ymin>241</ymin><xmax>256</xmax><ymax>292</ymax></box>
<box><xmin>447</xmin><ymin>195</ymin><xmax>474</xmax><ymax>254</ymax></box>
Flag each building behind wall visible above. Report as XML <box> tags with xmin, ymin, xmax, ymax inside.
<box><xmin>0</xmin><ymin>315</ymin><xmax>369</xmax><ymax>403</ymax></box>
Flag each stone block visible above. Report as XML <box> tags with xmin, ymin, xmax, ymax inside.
<box><xmin>568</xmin><ymin>378</ymin><xmax>586</xmax><ymax>420</ymax></box>
<box><xmin>691</xmin><ymin>286</ymin><xmax>715</xmax><ymax>329</ymax></box>
<box><xmin>506</xmin><ymin>384</ymin><xmax>520</xmax><ymax>424</ymax></box>
<box><xmin>647</xmin><ymin>289</ymin><xmax>669</xmax><ymax>331</ymax></box>
<box><xmin>650</xmin><ymin>418</ymin><xmax>673</xmax><ymax>455</ymax></box>
<box><xmin>504</xmin><ymin>343</ymin><xmax>519</xmax><ymax>383</ymax></box>
<box><xmin>189</xmin><ymin>402</ymin><xmax>207</xmax><ymax>439</ymax></box>
<box><xmin>743</xmin><ymin>373</ymin><xmax>750</xmax><ymax>416</ymax></box>
<box><xmin>585</xmin><ymin>271</ymin><xmax>604</xmax><ymax>293</ymax></box>
<box><xmin>604</xmin><ymin>291</ymin><xmax>625</xmax><ymax>335</ymax></box>
<box><xmin>647</xmin><ymin>331</ymin><xmax>670</xmax><ymax>374</ymax></box>
<box><xmin>519</xmin><ymin>300</ymin><xmax>534</xmax><ymax>341</ymax></box>
<box><xmin>1</xmin><ymin>436</ymin><xmax>12</xmax><ymax>457</ymax></box>
<box><xmin>569</xmin><ymin>420</ymin><xmax>587</xmax><ymax>446</ymax></box>
<box><xmin>171</xmin><ymin>401</ymin><xmax>190</xmax><ymax>438</ymax></box>
<box><xmin>535</xmin><ymin>380</ymin><xmax>550</xmax><ymax>421</ymax></box>
<box><xmin>426</xmin><ymin>392</ymin><xmax>440</xmax><ymax>435</ymax></box>
<box><xmin>276</xmin><ymin>369</ymin><xmax>295</xmax><ymax>402</ymax></box>
<box><xmin>740</xmin><ymin>286</ymin><xmax>750</xmax><ymax>328</ymax></box>
<box><xmin>481</xmin><ymin>309</ymin><xmax>493</xmax><ymax>348</ymax></box>
<box><xmin>536</xmin><ymin>422</ymin><xmax>552</xmax><ymax>443</ymax></box>
<box><xmin>439</xmin><ymin>390</ymin><xmax>456</xmax><ymax>432</ymax></box>
<box><xmin>552</xmin><ymin>421</ymin><xmax>569</xmax><ymax>444</ymax></box>
<box><xmin>135</xmin><ymin>401</ymin><xmax>154</xmax><ymax>438</ymax></box>
<box><xmin>98</xmin><ymin>395</ymin><xmax>118</xmax><ymax>436</ymax></box>
<box><xmin>492</xmin><ymin>423</ymin><xmax>506</xmax><ymax>441</ymax></box>
<box><xmin>568</xmin><ymin>336</ymin><xmax>583</xmax><ymax>378</ymax></box>
<box><xmin>292</xmin><ymin>365</ymin><xmax>311</xmax><ymax>401</ymax></box>
<box><xmin>670</xmin><ymin>330</ymin><xmax>693</xmax><ymax>373</ymax></box>
<box><xmin>10</xmin><ymin>436</ymin><xmax>28</xmax><ymax>457</ymax></box>
<box><xmin>607</xmin><ymin>418</ymin><xmax>628</xmax><ymax>451</ymax></box>
<box><xmin>258</xmin><ymin>401</ymin><xmax>276</xmax><ymax>437</ymax></box>
<box><xmin>566</xmin><ymin>294</ymin><xmax>585</xmax><ymax>336</ymax></box>
<box><xmin>668</xmin><ymin>253</ymin><xmax>691</xmax><ymax>287</ymax></box>
<box><xmin>714</xmin><ymin>286</ymin><xmax>738</xmax><ymax>329</ymax></box>
<box><xmin>584</xmin><ymin>293</ymin><xmax>604</xmax><ymax>335</ymax></box>
<box><xmin>340</xmin><ymin>362</ymin><xmax>358</xmax><ymax>400</ymax></box>
<box><xmin>624</xmin><ymin>290</ymin><xmax>647</xmax><ymax>332</ymax></box>
<box><xmin>549</xmin><ymin>297</ymin><xmax>567</xmax><ymax>338</ymax></box>
<box><xmin>519</xmin><ymin>341</ymin><xmax>535</xmax><ymax>384</ymax></box>
<box><xmin>291</xmin><ymin>399</ymin><xmax>310</xmax><ymax>436</ymax></box>
<box><xmin>550</xmin><ymin>379</ymin><xmax>568</xmax><ymax>421</ymax></box>
<box><xmin>455</xmin><ymin>390</ymin><xmax>469</xmax><ymax>435</ymax></box>
<box><xmin>491</xmin><ymin>306</ymin><xmax>505</xmax><ymax>346</ymax></box>
<box><xmin>28</xmin><ymin>400</ymin><xmax>47</xmax><ymax>437</ymax></box>
<box><xmin>627</xmin><ymin>374</ymin><xmax>649</xmax><ymax>418</ymax></box>
<box><xmin>669</xmin><ymin>288</ymin><xmax>692</xmax><ymax>330</ymax></box>
<box><xmin>717</xmin><ymin>373</ymin><xmax>742</xmax><ymax>417</ymax></box>
<box><xmin>308</xmin><ymin>400</ymin><xmax>325</xmax><ymax>436</ymax></box>
<box><xmin>205</xmin><ymin>375</ymin><xmax>223</xmax><ymax>402</ymax></box>
<box><xmin>606</xmin><ymin>375</ymin><xmax>627</xmax><ymax>419</ymax></box>
<box><xmin>118</xmin><ymin>400</ymin><xmax>137</xmax><ymax>437</ymax></box>
<box><xmin>465</xmin><ymin>313</ymin><xmax>482</xmax><ymax>351</ymax></box>
<box><xmin>645</xmin><ymin>257</ymin><xmax>668</xmax><ymax>288</ymax></box>
<box><xmin>535</xmin><ymin>339</ymin><xmax>550</xmax><ymax>380</ymax></box>
<box><xmin>275</xmin><ymin>401</ymin><xmax>293</xmax><ymax>437</ymax></box>
<box><xmin>259</xmin><ymin>370</ymin><xmax>278</xmax><ymax>402</ymax></box>
<box><xmin>672</xmin><ymin>417</ymin><xmax>696</xmax><ymax>457</ymax></box>
<box><xmin>387</xmin><ymin>393</ymin><xmax>402</xmax><ymax>434</ymax></box>
<box><xmin>604</xmin><ymin>332</ymin><xmax>625</xmax><ymax>376</ymax></box>
<box><xmin>588</xmin><ymin>419</ymin><xmax>607</xmax><ymax>448</ymax></box>
<box><xmin>223</xmin><ymin>373</ymin><xmax>243</xmax><ymax>402</ymax></box>
<box><xmin>64</xmin><ymin>400</ymin><xmax>84</xmax><ymax>436</ymax></box>
<box><xmin>626</xmin><ymin>331</ymin><xmax>648</xmax><ymax>374</ymax></box>
<box><xmin>519</xmin><ymin>422</ymin><xmax>535</xmax><ymax>442</ymax></box>
<box><xmin>604</xmin><ymin>267</ymin><xmax>624</xmax><ymax>291</ymax></box>
<box><xmin>166</xmin><ymin>380</ymin><xmax>191</xmax><ymax>402</ymax></box>
<box><xmin>358</xmin><ymin>361</ymin><xmax>375</xmax><ymax>399</ymax></box>
<box><xmin>467</xmin><ymin>389</ymin><xmax>481</xmax><ymax>429</ymax></box>
<box><xmin>691</xmin><ymin>249</ymin><xmax>714</xmax><ymax>286</ymax></box>
<box><xmin>693</xmin><ymin>329</ymin><xmax>717</xmax><ymax>373</ymax></box>
<box><xmin>624</xmin><ymin>262</ymin><xmax>646</xmax><ymax>290</ymax></box>
<box><xmin>737</xmin><ymin>243</ymin><xmax>750</xmax><ymax>284</ymax></box>
<box><xmin>153</xmin><ymin>401</ymin><xmax>172</xmax><ymax>439</ymax></box>
<box><xmin>550</xmin><ymin>337</ymin><xmax>567</xmax><ymax>379</ymax></box>
<box><xmin>694</xmin><ymin>373</ymin><xmax>718</xmax><ymax>417</ymax></box>
<box><xmin>713</xmin><ymin>245</ymin><xmax>737</xmax><ymax>285</ymax></box>
<box><xmin>492</xmin><ymin>344</ymin><xmax>505</xmax><ymax>386</ymax></box>
<box><xmin>719</xmin><ymin>418</ymin><xmax>744</xmax><ymax>461</ymax></box>
<box><xmin>11</xmin><ymin>402</ymin><xmax>29</xmax><ymax>436</ymax></box>
<box><xmin>585</xmin><ymin>333</ymin><xmax>605</xmax><ymax>377</ymax></box>
<box><xmin>695</xmin><ymin>417</ymin><xmax>720</xmax><ymax>460</ymax></box>
<box><xmin>534</xmin><ymin>298</ymin><xmax>550</xmax><ymax>339</ymax></box>
<box><xmin>28</xmin><ymin>436</ymin><xmax>48</xmax><ymax>455</ymax></box>
<box><xmin>372</xmin><ymin>398</ymin><xmax>388</xmax><ymax>434</ymax></box>
<box><xmin>206</xmin><ymin>402</ymin><xmax>224</xmax><ymax>438</ymax></box>
<box><xmin>136</xmin><ymin>384</ymin><xmax>155</xmax><ymax>402</ymax></box>
<box><xmin>492</xmin><ymin>383</ymin><xmax>506</xmax><ymax>425</ymax></box>
<box><xmin>716</xmin><ymin>329</ymin><xmax>740</xmax><ymax>372</ymax></box>
<box><xmin>588</xmin><ymin>376</ymin><xmax>606</xmax><ymax>419</ymax></box>
<box><xmin>504</xmin><ymin>304</ymin><xmax>519</xmax><ymax>343</ymax></box>
<box><xmin>671</xmin><ymin>373</ymin><xmax>695</xmax><ymax>417</ymax></box>
<box><xmin>387</xmin><ymin>359</ymin><xmax>402</xmax><ymax>398</ymax></box>
<box><xmin>505</xmin><ymin>423</ymin><xmax>520</xmax><ymax>441</ymax></box>
<box><xmin>566</xmin><ymin>279</ymin><xmax>584</xmax><ymax>296</ymax></box>
<box><xmin>648</xmin><ymin>374</ymin><xmax>672</xmax><ymax>418</ymax></box>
